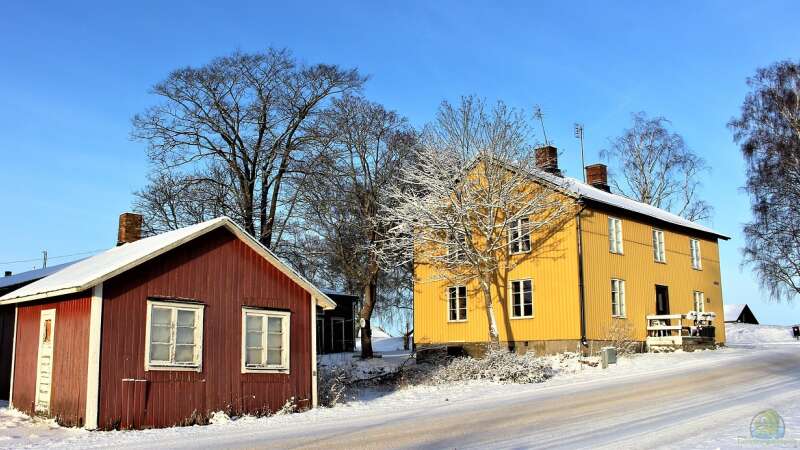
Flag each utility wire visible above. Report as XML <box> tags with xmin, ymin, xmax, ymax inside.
<box><xmin>0</xmin><ymin>248</ymin><xmax>107</xmax><ymax>266</ymax></box>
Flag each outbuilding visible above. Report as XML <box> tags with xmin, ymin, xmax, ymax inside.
<box><xmin>723</xmin><ymin>304</ymin><xmax>759</xmax><ymax>325</ymax></box>
<box><xmin>0</xmin><ymin>213</ymin><xmax>335</xmax><ymax>429</ymax></box>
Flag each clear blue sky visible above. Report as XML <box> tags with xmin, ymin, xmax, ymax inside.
<box><xmin>1</xmin><ymin>1</ymin><xmax>799</xmax><ymax>326</ymax></box>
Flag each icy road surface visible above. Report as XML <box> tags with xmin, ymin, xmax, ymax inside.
<box><xmin>2</xmin><ymin>343</ymin><xmax>799</xmax><ymax>449</ymax></box>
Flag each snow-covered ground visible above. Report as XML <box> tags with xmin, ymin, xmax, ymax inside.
<box><xmin>2</xmin><ymin>326</ymin><xmax>799</xmax><ymax>449</ymax></box>
<box><xmin>725</xmin><ymin>322</ymin><xmax>799</xmax><ymax>345</ymax></box>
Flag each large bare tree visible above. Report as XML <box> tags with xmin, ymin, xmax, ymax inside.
<box><xmin>602</xmin><ymin>112</ymin><xmax>712</xmax><ymax>221</ymax></box>
<box><xmin>296</xmin><ymin>95</ymin><xmax>416</xmax><ymax>358</ymax></box>
<box><xmin>380</xmin><ymin>97</ymin><xmax>572</xmax><ymax>346</ymax></box>
<box><xmin>730</xmin><ymin>60</ymin><xmax>800</xmax><ymax>302</ymax></box>
<box><xmin>132</xmin><ymin>48</ymin><xmax>365</xmax><ymax>247</ymax></box>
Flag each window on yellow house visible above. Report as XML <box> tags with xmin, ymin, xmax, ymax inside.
<box><xmin>608</xmin><ymin>217</ymin><xmax>623</xmax><ymax>254</ymax></box>
<box><xmin>611</xmin><ymin>278</ymin><xmax>626</xmax><ymax>317</ymax></box>
<box><xmin>652</xmin><ymin>229</ymin><xmax>666</xmax><ymax>263</ymax></box>
<box><xmin>690</xmin><ymin>238</ymin><xmax>702</xmax><ymax>270</ymax></box>
<box><xmin>693</xmin><ymin>291</ymin><xmax>705</xmax><ymax>313</ymax></box>
<box><xmin>448</xmin><ymin>286</ymin><xmax>467</xmax><ymax>321</ymax></box>
<box><xmin>509</xmin><ymin>218</ymin><xmax>531</xmax><ymax>254</ymax></box>
<box><xmin>510</xmin><ymin>279</ymin><xmax>533</xmax><ymax>318</ymax></box>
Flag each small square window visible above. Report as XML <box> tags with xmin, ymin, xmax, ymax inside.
<box><xmin>145</xmin><ymin>300</ymin><xmax>204</xmax><ymax>371</ymax></box>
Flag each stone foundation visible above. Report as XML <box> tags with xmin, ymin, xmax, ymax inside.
<box><xmin>415</xmin><ymin>339</ymin><xmax>647</xmax><ymax>360</ymax></box>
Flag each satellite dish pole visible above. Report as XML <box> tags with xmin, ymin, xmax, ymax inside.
<box><xmin>574</xmin><ymin>123</ymin><xmax>586</xmax><ymax>182</ymax></box>
<box><xmin>533</xmin><ymin>105</ymin><xmax>549</xmax><ymax>146</ymax></box>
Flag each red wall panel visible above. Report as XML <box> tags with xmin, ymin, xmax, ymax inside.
<box><xmin>98</xmin><ymin>227</ymin><xmax>311</xmax><ymax>429</ymax></box>
<box><xmin>11</xmin><ymin>291</ymin><xmax>91</xmax><ymax>426</ymax></box>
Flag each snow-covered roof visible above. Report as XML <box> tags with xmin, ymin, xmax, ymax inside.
<box><xmin>528</xmin><ymin>167</ymin><xmax>729</xmax><ymax>240</ymax></box>
<box><xmin>0</xmin><ymin>259</ymin><xmax>82</xmax><ymax>290</ymax></box>
<box><xmin>0</xmin><ymin>217</ymin><xmax>336</xmax><ymax>309</ymax></box>
<box><xmin>724</xmin><ymin>304</ymin><xmax>747</xmax><ymax>322</ymax></box>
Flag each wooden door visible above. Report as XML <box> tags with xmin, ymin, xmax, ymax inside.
<box><xmin>34</xmin><ymin>309</ymin><xmax>56</xmax><ymax>414</ymax></box>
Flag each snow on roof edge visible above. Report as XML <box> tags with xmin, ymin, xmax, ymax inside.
<box><xmin>0</xmin><ymin>217</ymin><xmax>336</xmax><ymax>310</ymax></box>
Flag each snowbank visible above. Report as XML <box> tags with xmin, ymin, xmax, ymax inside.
<box><xmin>725</xmin><ymin>323</ymin><xmax>799</xmax><ymax>345</ymax></box>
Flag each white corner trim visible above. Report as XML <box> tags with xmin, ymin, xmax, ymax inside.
<box><xmin>85</xmin><ymin>283</ymin><xmax>103</xmax><ymax>430</ymax></box>
<box><xmin>8</xmin><ymin>306</ymin><xmax>18</xmax><ymax>406</ymax></box>
<box><xmin>311</xmin><ymin>296</ymin><xmax>318</xmax><ymax>408</ymax></box>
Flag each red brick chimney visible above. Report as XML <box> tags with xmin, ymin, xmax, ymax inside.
<box><xmin>585</xmin><ymin>164</ymin><xmax>611</xmax><ymax>192</ymax></box>
<box><xmin>534</xmin><ymin>145</ymin><xmax>561</xmax><ymax>176</ymax></box>
<box><xmin>117</xmin><ymin>212</ymin><xmax>143</xmax><ymax>246</ymax></box>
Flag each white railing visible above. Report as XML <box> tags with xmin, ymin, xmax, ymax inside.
<box><xmin>646</xmin><ymin>312</ymin><xmax>716</xmax><ymax>348</ymax></box>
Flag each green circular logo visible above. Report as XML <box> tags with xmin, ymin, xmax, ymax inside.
<box><xmin>750</xmin><ymin>409</ymin><xmax>785</xmax><ymax>440</ymax></box>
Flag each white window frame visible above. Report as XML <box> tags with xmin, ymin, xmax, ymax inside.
<box><xmin>447</xmin><ymin>286</ymin><xmax>467</xmax><ymax>322</ymax></box>
<box><xmin>690</xmin><ymin>238</ymin><xmax>702</xmax><ymax>270</ymax></box>
<box><xmin>144</xmin><ymin>300</ymin><xmax>204</xmax><ymax>372</ymax></box>
<box><xmin>241</xmin><ymin>308</ymin><xmax>291</xmax><ymax>373</ymax></box>
<box><xmin>509</xmin><ymin>217</ymin><xmax>532</xmax><ymax>254</ymax></box>
<box><xmin>652</xmin><ymin>229</ymin><xmax>666</xmax><ymax>263</ymax></box>
<box><xmin>611</xmin><ymin>278</ymin><xmax>626</xmax><ymax>318</ymax></box>
<box><xmin>608</xmin><ymin>217</ymin><xmax>624</xmax><ymax>254</ymax></box>
<box><xmin>509</xmin><ymin>279</ymin><xmax>534</xmax><ymax>319</ymax></box>
<box><xmin>693</xmin><ymin>291</ymin><xmax>705</xmax><ymax>313</ymax></box>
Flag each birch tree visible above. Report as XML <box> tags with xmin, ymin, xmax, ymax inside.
<box><xmin>380</xmin><ymin>97</ymin><xmax>572</xmax><ymax>346</ymax></box>
<box><xmin>729</xmin><ymin>60</ymin><xmax>800</xmax><ymax>302</ymax></box>
<box><xmin>602</xmin><ymin>112</ymin><xmax>712</xmax><ymax>222</ymax></box>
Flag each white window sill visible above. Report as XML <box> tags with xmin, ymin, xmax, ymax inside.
<box><xmin>447</xmin><ymin>319</ymin><xmax>468</xmax><ymax>323</ymax></box>
<box><xmin>242</xmin><ymin>367</ymin><xmax>290</xmax><ymax>374</ymax></box>
<box><xmin>510</xmin><ymin>315</ymin><xmax>534</xmax><ymax>320</ymax></box>
<box><xmin>145</xmin><ymin>364</ymin><xmax>202</xmax><ymax>372</ymax></box>
<box><xmin>612</xmin><ymin>315</ymin><xmax>627</xmax><ymax>319</ymax></box>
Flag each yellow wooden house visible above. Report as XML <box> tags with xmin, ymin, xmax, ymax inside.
<box><xmin>413</xmin><ymin>146</ymin><xmax>729</xmax><ymax>355</ymax></box>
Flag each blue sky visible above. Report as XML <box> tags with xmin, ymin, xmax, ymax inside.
<box><xmin>1</xmin><ymin>1</ymin><xmax>799</xmax><ymax>325</ymax></box>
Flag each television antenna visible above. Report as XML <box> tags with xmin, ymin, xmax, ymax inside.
<box><xmin>574</xmin><ymin>123</ymin><xmax>586</xmax><ymax>182</ymax></box>
<box><xmin>533</xmin><ymin>105</ymin><xmax>549</xmax><ymax>146</ymax></box>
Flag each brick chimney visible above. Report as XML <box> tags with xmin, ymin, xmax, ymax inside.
<box><xmin>534</xmin><ymin>145</ymin><xmax>561</xmax><ymax>176</ymax></box>
<box><xmin>117</xmin><ymin>212</ymin><xmax>143</xmax><ymax>246</ymax></box>
<box><xmin>585</xmin><ymin>164</ymin><xmax>611</xmax><ymax>192</ymax></box>
<box><xmin>3</xmin><ymin>271</ymin><xmax>11</xmax><ymax>277</ymax></box>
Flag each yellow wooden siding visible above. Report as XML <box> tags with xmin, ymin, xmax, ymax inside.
<box><xmin>580</xmin><ymin>209</ymin><xmax>726</xmax><ymax>344</ymax></box>
<box><xmin>414</xmin><ymin>217</ymin><xmax>582</xmax><ymax>344</ymax></box>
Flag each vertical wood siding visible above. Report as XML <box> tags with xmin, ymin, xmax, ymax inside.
<box><xmin>11</xmin><ymin>292</ymin><xmax>91</xmax><ymax>426</ymax></box>
<box><xmin>98</xmin><ymin>227</ymin><xmax>311</xmax><ymax>429</ymax></box>
<box><xmin>580</xmin><ymin>208</ymin><xmax>726</xmax><ymax>343</ymax></box>
<box><xmin>414</xmin><ymin>217</ymin><xmax>581</xmax><ymax>345</ymax></box>
<box><xmin>413</xmin><ymin>202</ymin><xmax>726</xmax><ymax>347</ymax></box>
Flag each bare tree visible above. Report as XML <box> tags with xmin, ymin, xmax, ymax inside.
<box><xmin>380</xmin><ymin>97</ymin><xmax>573</xmax><ymax>346</ymax></box>
<box><xmin>602</xmin><ymin>112</ymin><xmax>712</xmax><ymax>222</ymax></box>
<box><xmin>132</xmin><ymin>48</ymin><xmax>365</xmax><ymax>247</ymax></box>
<box><xmin>729</xmin><ymin>60</ymin><xmax>800</xmax><ymax>302</ymax></box>
<box><xmin>297</xmin><ymin>95</ymin><xmax>416</xmax><ymax>357</ymax></box>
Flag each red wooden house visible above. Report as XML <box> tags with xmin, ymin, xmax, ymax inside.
<box><xmin>0</xmin><ymin>213</ymin><xmax>335</xmax><ymax>429</ymax></box>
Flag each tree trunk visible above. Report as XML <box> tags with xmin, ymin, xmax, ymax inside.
<box><xmin>479</xmin><ymin>277</ymin><xmax>500</xmax><ymax>349</ymax></box>
<box><xmin>359</xmin><ymin>275</ymin><xmax>378</xmax><ymax>359</ymax></box>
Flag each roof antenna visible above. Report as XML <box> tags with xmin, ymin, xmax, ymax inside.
<box><xmin>574</xmin><ymin>123</ymin><xmax>586</xmax><ymax>182</ymax></box>
<box><xmin>533</xmin><ymin>105</ymin><xmax>549</xmax><ymax>146</ymax></box>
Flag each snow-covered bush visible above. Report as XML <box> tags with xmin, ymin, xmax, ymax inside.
<box><xmin>607</xmin><ymin>319</ymin><xmax>643</xmax><ymax>355</ymax></box>
<box><xmin>317</xmin><ymin>364</ymin><xmax>351</xmax><ymax>407</ymax></box>
<box><xmin>422</xmin><ymin>349</ymin><xmax>555</xmax><ymax>384</ymax></box>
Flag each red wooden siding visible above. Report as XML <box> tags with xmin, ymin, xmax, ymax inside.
<box><xmin>98</xmin><ymin>227</ymin><xmax>312</xmax><ymax>429</ymax></box>
<box><xmin>11</xmin><ymin>292</ymin><xmax>91</xmax><ymax>426</ymax></box>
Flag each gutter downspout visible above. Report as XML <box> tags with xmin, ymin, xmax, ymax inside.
<box><xmin>576</xmin><ymin>202</ymin><xmax>588</xmax><ymax>353</ymax></box>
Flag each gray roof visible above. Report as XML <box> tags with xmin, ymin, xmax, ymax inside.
<box><xmin>0</xmin><ymin>259</ymin><xmax>82</xmax><ymax>290</ymax></box>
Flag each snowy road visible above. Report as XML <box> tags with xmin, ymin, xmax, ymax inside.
<box><xmin>3</xmin><ymin>345</ymin><xmax>799</xmax><ymax>449</ymax></box>
<box><xmin>230</xmin><ymin>347</ymin><xmax>800</xmax><ymax>449</ymax></box>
